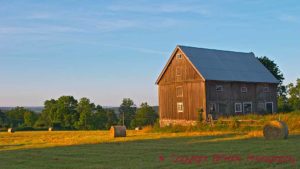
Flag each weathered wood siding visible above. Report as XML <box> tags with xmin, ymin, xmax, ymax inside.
<box><xmin>158</xmin><ymin>49</ymin><xmax>206</xmax><ymax>126</ymax></box>
<box><xmin>206</xmin><ymin>81</ymin><xmax>277</xmax><ymax>118</ymax></box>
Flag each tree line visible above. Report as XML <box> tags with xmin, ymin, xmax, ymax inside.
<box><xmin>257</xmin><ymin>56</ymin><xmax>300</xmax><ymax>112</ymax></box>
<box><xmin>278</xmin><ymin>79</ymin><xmax>300</xmax><ymax>112</ymax></box>
<box><xmin>0</xmin><ymin>97</ymin><xmax>158</xmax><ymax>130</ymax></box>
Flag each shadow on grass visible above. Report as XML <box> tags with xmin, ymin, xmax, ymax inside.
<box><xmin>0</xmin><ymin>134</ymin><xmax>299</xmax><ymax>169</ymax></box>
<box><xmin>0</xmin><ymin>144</ymin><xmax>25</xmax><ymax>149</ymax></box>
<box><xmin>0</xmin><ymin>133</ymin><xmax>238</xmax><ymax>153</ymax></box>
<box><xmin>2</xmin><ymin>133</ymin><xmax>300</xmax><ymax>152</ymax></box>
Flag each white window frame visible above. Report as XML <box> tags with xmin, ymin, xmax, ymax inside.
<box><xmin>265</xmin><ymin>102</ymin><xmax>273</xmax><ymax>113</ymax></box>
<box><xmin>235</xmin><ymin>103</ymin><xmax>242</xmax><ymax>113</ymax></box>
<box><xmin>243</xmin><ymin>102</ymin><xmax>252</xmax><ymax>113</ymax></box>
<box><xmin>241</xmin><ymin>87</ymin><xmax>247</xmax><ymax>93</ymax></box>
<box><xmin>177</xmin><ymin>102</ymin><xmax>184</xmax><ymax>113</ymax></box>
<box><xmin>263</xmin><ymin>87</ymin><xmax>269</xmax><ymax>93</ymax></box>
<box><xmin>176</xmin><ymin>86</ymin><xmax>183</xmax><ymax>97</ymax></box>
<box><xmin>216</xmin><ymin>85</ymin><xmax>223</xmax><ymax>92</ymax></box>
<box><xmin>176</xmin><ymin>54</ymin><xmax>182</xmax><ymax>59</ymax></box>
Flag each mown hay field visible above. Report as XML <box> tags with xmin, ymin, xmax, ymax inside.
<box><xmin>0</xmin><ymin>130</ymin><xmax>234</xmax><ymax>151</ymax></box>
<box><xmin>0</xmin><ymin>129</ymin><xmax>300</xmax><ymax>169</ymax></box>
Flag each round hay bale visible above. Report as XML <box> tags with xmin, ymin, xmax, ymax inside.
<box><xmin>8</xmin><ymin>128</ymin><xmax>15</xmax><ymax>133</ymax></box>
<box><xmin>263</xmin><ymin>121</ymin><xmax>288</xmax><ymax>140</ymax></box>
<box><xmin>135</xmin><ymin>127</ymin><xmax>142</xmax><ymax>131</ymax></box>
<box><xmin>110</xmin><ymin>126</ymin><xmax>126</xmax><ymax>138</ymax></box>
<box><xmin>48</xmin><ymin>127</ymin><xmax>53</xmax><ymax>131</ymax></box>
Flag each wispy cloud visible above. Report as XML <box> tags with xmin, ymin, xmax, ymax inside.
<box><xmin>88</xmin><ymin>17</ymin><xmax>183</xmax><ymax>32</ymax></box>
<box><xmin>0</xmin><ymin>25</ymin><xmax>85</xmax><ymax>35</ymax></box>
<box><xmin>0</xmin><ymin>56</ymin><xmax>42</xmax><ymax>62</ymax></box>
<box><xmin>278</xmin><ymin>14</ymin><xmax>298</xmax><ymax>23</ymax></box>
<box><xmin>0</xmin><ymin>3</ymin><xmax>190</xmax><ymax>35</ymax></box>
<box><xmin>108</xmin><ymin>3</ymin><xmax>211</xmax><ymax>16</ymax></box>
<box><xmin>94</xmin><ymin>19</ymin><xmax>137</xmax><ymax>32</ymax></box>
<box><xmin>0</xmin><ymin>17</ymin><xmax>182</xmax><ymax>36</ymax></box>
<box><xmin>26</xmin><ymin>13</ymin><xmax>54</xmax><ymax>20</ymax></box>
<box><xmin>60</xmin><ymin>39</ymin><xmax>168</xmax><ymax>55</ymax></box>
<box><xmin>103</xmin><ymin>44</ymin><xmax>168</xmax><ymax>55</ymax></box>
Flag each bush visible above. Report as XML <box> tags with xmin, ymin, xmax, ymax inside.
<box><xmin>230</xmin><ymin>118</ymin><xmax>240</xmax><ymax>129</ymax></box>
<box><xmin>152</xmin><ymin>124</ymin><xmax>187</xmax><ymax>133</ymax></box>
<box><xmin>141</xmin><ymin>125</ymin><xmax>153</xmax><ymax>133</ymax></box>
<box><xmin>52</xmin><ymin>122</ymin><xmax>62</xmax><ymax>130</ymax></box>
<box><xmin>15</xmin><ymin>126</ymin><xmax>34</xmax><ymax>131</ymax></box>
<box><xmin>34</xmin><ymin>118</ymin><xmax>47</xmax><ymax>128</ymax></box>
<box><xmin>197</xmin><ymin>108</ymin><xmax>204</xmax><ymax>122</ymax></box>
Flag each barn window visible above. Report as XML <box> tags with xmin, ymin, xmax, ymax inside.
<box><xmin>265</xmin><ymin>102</ymin><xmax>273</xmax><ymax>113</ymax></box>
<box><xmin>176</xmin><ymin>86</ymin><xmax>183</xmax><ymax>97</ymax></box>
<box><xmin>263</xmin><ymin>87</ymin><xmax>269</xmax><ymax>92</ymax></box>
<box><xmin>235</xmin><ymin>103</ymin><xmax>242</xmax><ymax>113</ymax></box>
<box><xmin>177</xmin><ymin>102</ymin><xmax>184</xmax><ymax>113</ymax></box>
<box><xmin>216</xmin><ymin>85</ymin><xmax>223</xmax><ymax>92</ymax></box>
<box><xmin>176</xmin><ymin>54</ymin><xmax>182</xmax><ymax>59</ymax></box>
<box><xmin>176</xmin><ymin>67</ymin><xmax>182</xmax><ymax>76</ymax></box>
<box><xmin>241</xmin><ymin>87</ymin><xmax>247</xmax><ymax>93</ymax></box>
<box><xmin>243</xmin><ymin>102</ymin><xmax>252</xmax><ymax>114</ymax></box>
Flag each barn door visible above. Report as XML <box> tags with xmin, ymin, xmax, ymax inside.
<box><xmin>266</xmin><ymin>102</ymin><xmax>273</xmax><ymax>113</ymax></box>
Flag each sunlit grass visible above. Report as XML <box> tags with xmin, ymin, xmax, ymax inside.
<box><xmin>0</xmin><ymin>130</ymin><xmax>234</xmax><ymax>151</ymax></box>
<box><xmin>0</xmin><ymin>130</ymin><xmax>299</xmax><ymax>169</ymax></box>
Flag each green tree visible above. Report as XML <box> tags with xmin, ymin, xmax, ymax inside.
<box><xmin>119</xmin><ymin>98</ymin><xmax>137</xmax><ymax>128</ymax></box>
<box><xmin>41</xmin><ymin>96</ymin><xmax>79</xmax><ymax>129</ymax></box>
<box><xmin>287</xmin><ymin>79</ymin><xmax>300</xmax><ymax>111</ymax></box>
<box><xmin>105</xmin><ymin>109</ymin><xmax>118</xmax><ymax>129</ymax></box>
<box><xmin>0</xmin><ymin>110</ymin><xmax>8</xmax><ymax>128</ymax></box>
<box><xmin>76</xmin><ymin>98</ymin><xmax>95</xmax><ymax>129</ymax></box>
<box><xmin>6</xmin><ymin>107</ymin><xmax>32</xmax><ymax>127</ymax></box>
<box><xmin>257</xmin><ymin>56</ymin><xmax>292</xmax><ymax>112</ymax></box>
<box><xmin>91</xmin><ymin>105</ymin><xmax>107</xmax><ymax>129</ymax></box>
<box><xmin>41</xmin><ymin>99</ymin><xmax>59</xmax><ymax>127</ymax></box>
<box><xmin>130</xmin><ymin>102</ymin><xmax>158</xmax><ymax>128</ymax></box>
<box><xmin>257</xmin><ymin>56</ymin><xmax>284</xmax><ymax>84</ymax></box>
<box><xmin>34</xmin><ymin>114</ymin><xmax>47</xmax><ymax>128</ymax></box>
<box><xmin>88</xmin><ymin>106</ymin><xmax>118</xmax><ymax>130</ymax></box>
<box><xmin>23</xmin><ymin>111</ymin><xmax>38</xmax><ymax>127</ymax></box>
<box><xmin>277</xmin><ymin>95</ymin><xmax>292</xmax><ymax>112</ymax></box>
<box><xmin>56</xmin><ymin>96</ymin><xmax>78</xmax><ymax>129</ymax></box>
<box><xmin>257</xmin><ymin>56</ymin><xmax>286</xmax><ymax>96</ymax></box>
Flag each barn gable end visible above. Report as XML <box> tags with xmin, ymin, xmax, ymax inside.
<box><xmin>157</xmin><ymin>47</ymin><xmax>206</xmax><ymax>126</ymax></box>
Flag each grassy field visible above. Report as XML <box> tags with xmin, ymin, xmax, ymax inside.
<box><xmin>0</xmin><ymin>130</ymin><xmax>299</xmax><ymax>169</ymax></box>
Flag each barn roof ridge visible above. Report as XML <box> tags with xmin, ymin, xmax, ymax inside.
<box><xmin>177</xmin><ymin>45</ymin><xmax>253</xmax><ymax>55</ymax></box>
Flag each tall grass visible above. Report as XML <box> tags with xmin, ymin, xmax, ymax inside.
<box><xmin>153</xmin><ymin>111</ymin><xmax>300</xmax><ymax>133</ymax></box>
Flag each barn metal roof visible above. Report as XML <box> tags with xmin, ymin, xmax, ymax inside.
<box><xmin>177</xmin><ymin>45</ymin><xmax>279</xmax><ymax>83</ymax></box>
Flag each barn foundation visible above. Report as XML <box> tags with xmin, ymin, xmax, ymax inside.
<box><xmin>160</xmin><ymin>119</ymin><xmax>198</xmax><ymax>127</ymax></box>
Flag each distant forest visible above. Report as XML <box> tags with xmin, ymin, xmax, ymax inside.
<box><xmin>0</xmin><ymin>97</ymin><xmax>158</xmax><ymax>130</ymax></box>
<box><xmin>0</xmin><ymin>106</ymin><xmax>159</xmax><ymax>115</ymax></box>
<box><xmin>0</xmin><ymin>107</ymin><xmax>44</xmax><ymax>113</ymax></box>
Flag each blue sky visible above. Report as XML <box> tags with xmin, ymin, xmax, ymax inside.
<box><xmin>0</xmin><ymin>0</ymin><xmax>299</xmax><ymax>106</ymax></box>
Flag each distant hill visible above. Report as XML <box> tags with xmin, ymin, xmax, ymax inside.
<box><xmin>0</xmin><ymin>106</ymin><xmax>159</xmax><ymax>114</ymax></box>
<box><xmin>0</xmin><ymin>106</ymin><xmax>44</xmax><ymax>113</ymax></box>
<box><xmin>104</xmin><ymin>106</ymin><xmax>158</xmax><ymax>115</ymax></box>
